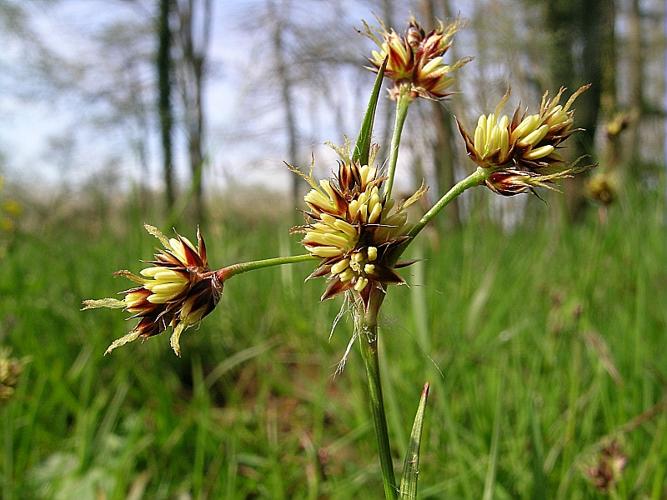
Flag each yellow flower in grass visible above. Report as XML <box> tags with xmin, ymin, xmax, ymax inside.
<box><xmin>291</xmin><ymin>145</ymin><xmax>426</xmax><ymax>309</ymax></box>
<box><xmin>366</xmin><ymin>17</ymin><xmax>471</xmax><ymax>100</ymax></box>
<box><xmin>457</xmin><ymin>85</ymin><xmax>591</xmax><ymax>195</ymax></box>
<box><xmin>83</xmin><ymin>225</ymin><xmax>223</xmax><ymax>356</ymax></box>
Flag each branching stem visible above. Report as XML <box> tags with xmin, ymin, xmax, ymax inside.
<box><xmin>407</xmin><ymin>167</ymin><xmax>488</xmax><ymax>241</ymax></box>
<box><xmin>218</xmin><ymin>254</ymin><xmax>316</xmax><ymax>279</ymax></box>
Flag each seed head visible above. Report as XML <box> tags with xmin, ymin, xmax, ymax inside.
<box><xmin>366</xmin><ymin>18</ymin><xmax>471</xmax><ymax>100</ymax></box>
<box><xmin>292</xmin><ymin>146</ymin><xmax>426</xmax><ymax>308</ymax></box>
<box><xmin>457</xmin><ymin>85</ymin><xmax>591</xmax><ymax>195</ymax></box>
<box><xmin>83</xmin><ymin>225</ymin><xmax>223</xmax><ymax>356</ymax></box>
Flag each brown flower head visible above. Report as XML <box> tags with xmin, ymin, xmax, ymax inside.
<box><xmin>365</xmin><ymin>17</ymin><xmax>471</xmax><ymax>100</ymax></box>
<box><xmin>83</xmin><ymin>225</ymin><xmax>223</xmax><ymax>356</ymax></box>
<box><xmin>457</xmin><ymin>85</ymin><xmax>591</xmax><ymax>195</ymax></box>
<box><xmin>585</xmin><ymin>440</ymin><xmax>627</xmax><ymax>492</ymax></box>
<box><xmin>290</xmin><ymin>144</ymin><xmax>426</xmax><ymax>308</ymax></box>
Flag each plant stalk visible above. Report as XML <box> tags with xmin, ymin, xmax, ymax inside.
<box><xmin>357</xmin><ymin>292</ymin><xmax>397</xmax><ymax>499</ymax></box>
<box><xmin>383</xmin><ymin>90</ymin><xmax>412</xmax><ymax>201</ymax></box>
<box><xmin>407</xmin><ymin>167</ymin><xmax>487</xmax><ymax>241</ymax></box>
<box><xmin>218</xmin><ymin>254</ymin><xmax>316</xmax><ymax>279</ymax></box>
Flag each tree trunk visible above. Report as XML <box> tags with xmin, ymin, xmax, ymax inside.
<box><xmin>158</xmin><ymin>0</ymin><xmax>175</xmax><ymax>209</ymax></box>
<box><xmin>545</xmin><ymin>0</ymin><xmax>605</xmax><ymax>221</ymax></box>
<box><xmin>421</xmin><ymin>0</ymin><xmax>460</xmax><ymax>228</ymax></box>
<box><xmin>189</xmin><ymin>55</ymin><xmax>205</xmax><ymax>223</ymax></box>
<box><xmin>568</xmin><ymin>0</ymin><xmax>604</xmax><ymax>220</ymax></box>
<box><xmin>600</xmin><ymin>0</ymin><xmax>621</xmax><ymax>169</ymax></box>
<box><xmin>628</xmin><ymin>0</ymin><xmax>643</xmax><ymax>162</ymax></box>
<box><xmin>271</xmin><ymin>0</ymin><xmax>300</xmax><ymax>212</ymax></box>
<box><xmin>175</xmin><ymin>0</ymin><xmax>211</xmax><ymax>224</ymax></box>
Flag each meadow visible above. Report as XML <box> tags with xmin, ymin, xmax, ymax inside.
<box><xmin>1</xmin><ymin>180</ymin><xmax>666</xmax><ymax>499</ymax></box>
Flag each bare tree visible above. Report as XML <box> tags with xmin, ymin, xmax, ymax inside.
<box><xmin>269</xmin><ymin>0</ymin><xmax>301</xmax><ymax>210</ymax></box>
<box><xmin>173</xmin><ymin>0</ymin><xmax>213</xmax><ymax>223</ymax></box>
<box><xmin>419</xmin><ymin>0</ymin><xmax>461</xmax><ymax>228</ymax></box>
<box><xmin>158</xmin><ymin>0</ymin><xmax>175</xmax><ymax>208</ymax></box>
<box><xmin>541</xmin><ymin>0</ymin><xmax>606</xmax><ymax>219</ymax></box>
<box><xmin>627</xmin><ymin>0</ymin><xmax>643</xmax><ymax>162</ymax></box>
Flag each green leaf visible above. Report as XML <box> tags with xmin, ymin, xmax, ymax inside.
<box><xmin>399</xmin><ymin>382</ymin><xmax>430</xmax><ymax>500</ymax></box>
<box><xmin>352</xmin><ymin>58</ymin><xmax>387</xmax><ymax>166</ymax></box>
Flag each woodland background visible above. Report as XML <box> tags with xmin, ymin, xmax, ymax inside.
<box><xmin>0</xmin><ymin>0</ymin><xmax>666</xmax><ymax>498</ymax></box>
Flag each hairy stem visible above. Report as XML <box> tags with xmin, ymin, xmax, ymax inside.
<box><xmin>218</xmin><ymin>254</ymin><xmax>316</xmax><ymax>279</ymax></box>
<box><xmin>383</xmin><ymin>90</ymin><xmax>412</xmax><ymax>201</ymax></box>
<box><xmin>357</xmin><ymin>292</ymin><xmax>397</xmax><ymax>499</ymax></box>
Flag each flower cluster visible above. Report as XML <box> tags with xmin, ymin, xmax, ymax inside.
<box><xmin>83</xmin><ymin>225</ymin><xmax>223</xmax><ymax>356</ymax></box>
<box><xmin>366</xmin><ymin>18</ymin><xmax>470</xmax><ymax>100</ymax></box>
<box><xmin>0</xmin><ymin>347</ymin><xmax>25</xmax><ymax>402</ymax></box>
<box><xmin>292</xmin><ymin>146</ymin><xmax>425</xmax><ymax>308</ymax></box>
<box><xmin>585</xmin><ymin>440</ymin><xmax>627</xmax><ymax>492</ymax></box>
<box><xmin>458</xmin><ymin>85</ymin><xmax>590</xmax><ymax>195</ymax></box>
<box><xmin>587</xmin><ymin>172</ymin><xmax>618</xmax><ymax>206</ymax></box>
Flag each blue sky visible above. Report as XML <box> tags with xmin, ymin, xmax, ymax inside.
<box><xmin>0</xmin><ymin>1</ymin><xmax>488</xmax><ymax>194</ymax></box>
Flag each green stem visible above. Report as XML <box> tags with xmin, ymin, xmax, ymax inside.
<box><xmin>357</xmin><ymin>292</ymin><xmax>397</xmax><ymax>499</ymax></box>
<box><xmin>383</xmin><ymin>90</ymin><xmax>412</xmax><ymax>201</ymax></box>
<box><xmin>407</xmin><ymin>167</ymin><xmax>487</xmax><ymax>241</ymax></box>
<box><xmin>219</xmin><ymin>254</ymin><xmax>316</xmax><ymax>279</ymax></box>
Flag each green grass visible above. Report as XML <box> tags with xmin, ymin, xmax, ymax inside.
<box><xmin>1</xmin><ymin>182</ymin><xmax>666</xmax><ymax>499</ymax></box>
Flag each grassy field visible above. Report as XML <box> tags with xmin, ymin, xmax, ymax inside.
<box><xmin>1</xmin><ymin>181</ymin><xmax>666</xmax><ymax>499</ymax></box>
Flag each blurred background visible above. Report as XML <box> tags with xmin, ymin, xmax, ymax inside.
<box><xmin>0</xmin><ymin>0</ymin><xmax>666</xmax><ymax>498</ymax></box>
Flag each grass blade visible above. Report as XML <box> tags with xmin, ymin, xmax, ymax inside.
<box><xmin>352</xmin><ymin>58</ymin><xmax>386</xmax><ymax>166</ymax></box>
<box><xmin>483</xmin><ymin>378</ymin><xmax>502</xmax><ymax>500</ymax></box>
<box><xmin>399</xmin><ymin>382</ymin><xmax>430</xmax><ymax>500</ymax></box>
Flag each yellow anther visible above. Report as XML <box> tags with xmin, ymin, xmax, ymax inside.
<box><xmin>359</xmin><ymin>204</ymin><xmax>368</xmax><ymax>223</ymax></box>
<box><xmin>354</xmin><ymin>277</ymin><xmax>369</xmax><ymax>292</ymax></box>
<box><xmin>474</xmin><ymin>115</ymin><xmax>487</xmax><ymax>151</ymax></box>
<box><xmin>308</xmin><ymin>246</ymin><xmax>343</xmax><ymax>258</ymax></box>
<box><xmin>168</xmin><ymin>238</ymin><xmax>187</xmax><ymax>262</ymax></box>
<box><xmin>367</xmin><ymin>246</ymin><xmax>378</xmax><ymax>261</ymax></box>
<box><xmin>339</xmin><ymin>269</ymin><xmax>355</xmax><ymax>282</ymax></box>
<box><xmin>153</xmin><ymin>270</ymin><xmax>187</xmax><ymax>282</ymax></box>
<box><xmin>331</xmin><ymin>259</ymin><xmax>350</xmax><ymax>274</ymax></box>
<box><xmin>150</xmin><ymin>282</ymin><xmax>186</xmax><ymax>295</ymax></box>
<box><xmin>125</xmin><ymin>292</ymin><xmax>146</xmax><ymax>308</ymax></box>
<box><xmin>140</xmin><ymin>267</ymin><xmax>163</xmax><ymax>277</ymax></box>
<box><xmin>511</xmin><ymin>114</ymin><xmax>541</xmax><ymax>143</ymax></box>
<box><xmin>348</xmin><ymin>199</ymin><xmax>360</xmax><ymax>218</ymax></box>
<box><xmin>333</xmin><ymin>219</ymin><xmax>358</xmax><ymax>238</ymax></box>
<box><xmin>518</xmin><ymin>124</ymin><xmax>549</xmax><ymax>147</ymax></box>
<box><xmin>368</xmin><ymin>203</ymin><xmax>383</xmax><ymax>223</ymax></box>
<box><xmin>524</xmin><ymin>144</ymin><xmax>555</xmax><ymax>160</ymax></box>
<box><xmin>147</xmin><ymin>293</ymin><xmax>171</xmax><ymax>304</ymax></box>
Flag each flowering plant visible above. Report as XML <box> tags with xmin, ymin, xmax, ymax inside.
<box><xmin>84</xmin><ymin>18</ymin><xmax>591</xmax><ymax>499</ymax></box>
